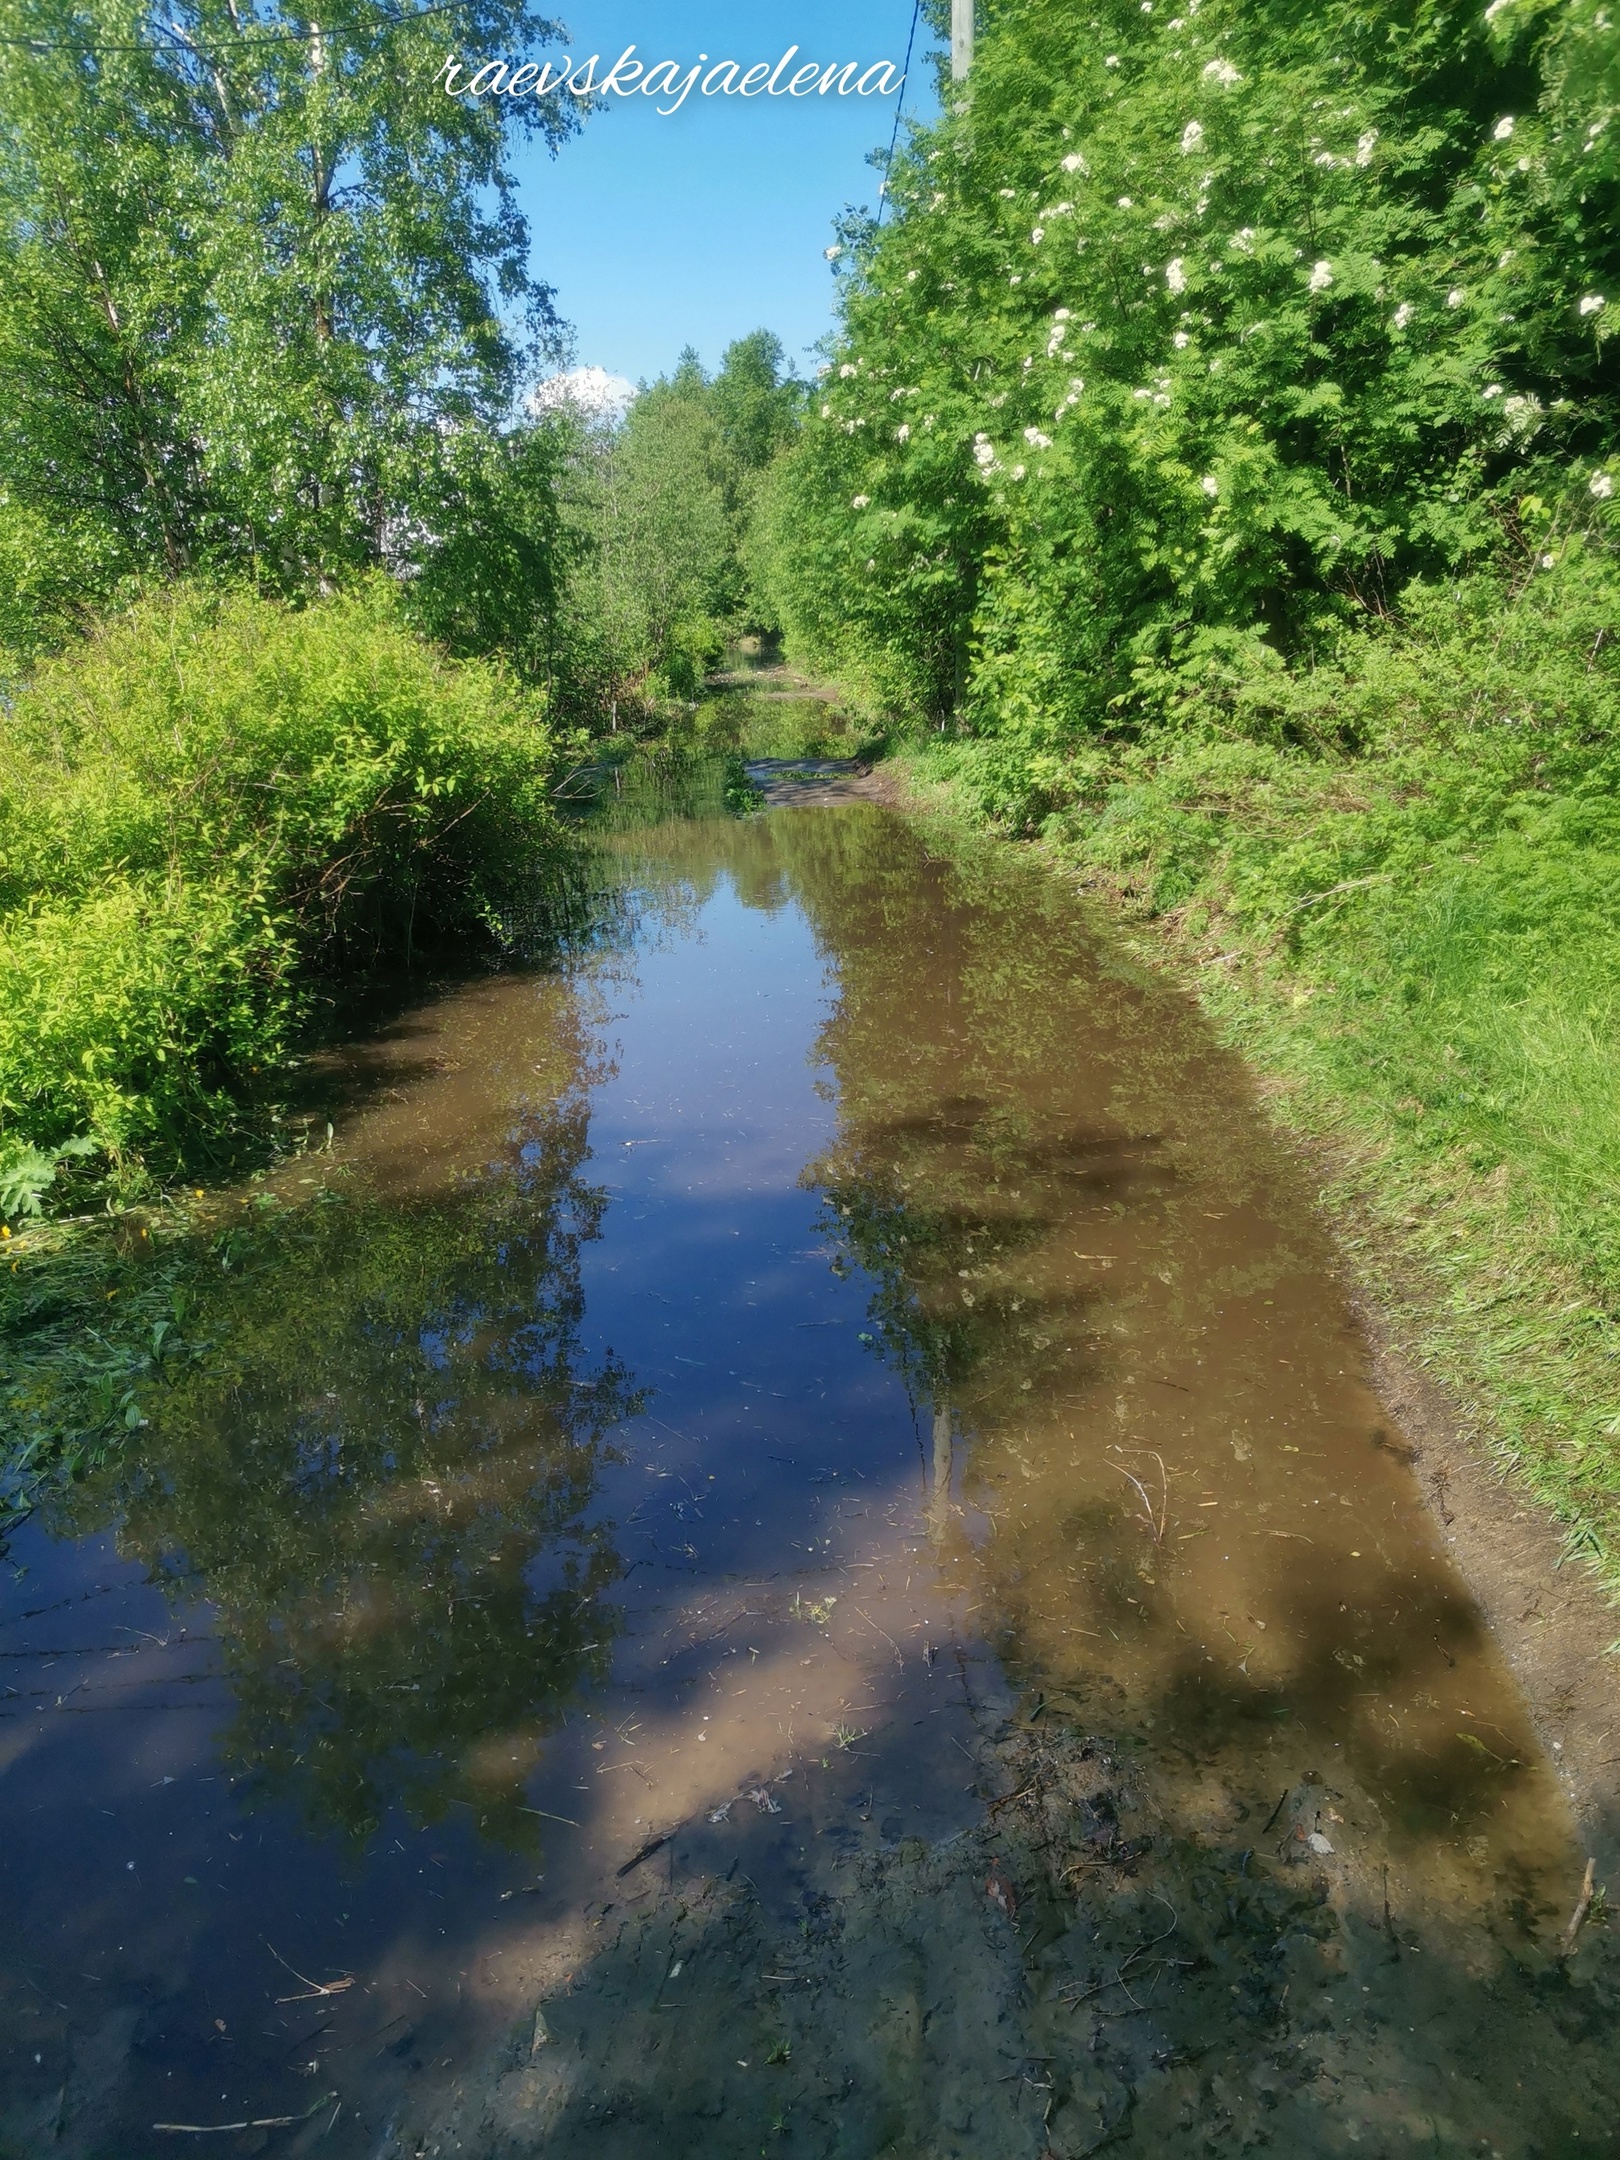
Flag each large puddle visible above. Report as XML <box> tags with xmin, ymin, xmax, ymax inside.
<box><xmin>3</xmin><ymin>802</ymin><xmax>1615</xmax><ymax>2157</ymax></box>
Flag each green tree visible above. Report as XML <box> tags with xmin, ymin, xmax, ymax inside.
<box><xmin>554</xmin><ymin>331</ymin><xmax>805</xmax><ymax>705</ymax></box>
<box><xmin>0</xmin><ymin>0</ymin><xmax>581</xmax><ymax>643</ymax></box>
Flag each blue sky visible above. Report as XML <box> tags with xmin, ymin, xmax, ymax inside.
<box><xmin>504</xmin><ymin>2</ymin><xmax>940</xmax><ymax>387</ymax></box>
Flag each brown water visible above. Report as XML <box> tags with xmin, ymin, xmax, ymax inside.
<box><xmin>2</xmin><ymin>802</ymin><xmax>1614</xmax><ymax>2159</ymax></box>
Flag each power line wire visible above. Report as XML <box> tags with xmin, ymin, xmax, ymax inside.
<box><xmin>876</xmin><ymin>0</ymin><xmax>922</xmax><ymax>227</ymax></box>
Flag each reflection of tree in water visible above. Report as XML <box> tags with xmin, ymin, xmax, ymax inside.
<box><xmin>774</xmin><ymin>810</ymin><xmax>1154</xmax><ymax>1495</ymax></box>
<box><xmin>74</xmin><ymin>1090</ymin><xmax>642</xmax><ymax>1853</ymax></box>
<box><xmin>764</xmin><ymin>810</ymin><xmax>1561</xmax><ymax>1875</ymax></box>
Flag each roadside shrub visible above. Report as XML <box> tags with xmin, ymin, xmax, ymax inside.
<box><xmin>0</xmin><ymin>878</ymin><xmax>293</xmax><ymax>1159</ymax></box>
<box><xmin>0</xmin><ymin>580</ymin><xmax>565</xmax><ymax>951</ymax></box>
<box><xmin>0</xmin><ymin>581</ymin><xmax>569</xmax><ymax>1173</ymax></box>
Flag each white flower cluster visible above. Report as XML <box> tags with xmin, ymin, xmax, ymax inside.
<box><xmin>851</xmin><ymin>494</ymin><xmax>870</xmax><ymax>509</ymax></box>
<box><xmin>1580</xmin><ymin>293</ymin><xmax>1606</xmax><ymax>316</ymax></box>
<box><xmin>1308</xmin><ymin>258</ymin><xmax>1334</xmax><ymax>292</ymax></box>
<box><xmin>1202</xmin><ymin>57</ymin><xmax>1242</xmax><ymax>86</ymax></box>
<box><xmin>1392</xmin><ymin>301</ymin><xmax>1414</xmax><ymax>329</ymax></box>
<box><xmin>1061</xmin><ymin>150</ymin><xmax>1090</xmax><ymax>174</ymax></box>
<box><xmin>1181</xmin><ymin>120</ymin><xmax>1204</xmax><ymax>153</ymax></box>
<box><xmin>1355</xmin><ymin>129</ymin><xmax>1378</xmax><ymax>165</ymax></box>
<box><xmin>1024</xmin><ymin>427</ymin><xmax>1054</xmax><ymax>449</ymax></box>
<box><xmin>1592</xmin><ymin>471</ymin><xmax>1615</xmax><ymax>500</ymax></box>
<box><xmin>1494</xmin><ymin>115</ymin><xmax>1515</xmax><ymax>140</ymax></box>
<box><xmin>1166</xmin><ymin>257</ymin><xmax>1188</xmax><ymax>294</ymax></box>
<box><xmin>1201</xmin><ymin>474</ymin><xmax>1219</xmax><ymax>496</ymax></box>
<box><xmin>1495</xmin><ymin>391</ymin><xmax>1543</xmax><ymax>445</ymax></box>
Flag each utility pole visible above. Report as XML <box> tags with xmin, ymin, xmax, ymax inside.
<box><xmin>951</xmin><ymin>0</ymin><xmax>973</xmax><ymax>80</ymax></box>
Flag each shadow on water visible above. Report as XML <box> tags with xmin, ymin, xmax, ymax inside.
<box><xmin>2</xmin><ymin>798</ymin><xmax>1617</xmax><ymax>2158</ymax></box>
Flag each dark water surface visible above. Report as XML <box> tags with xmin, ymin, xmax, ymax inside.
<box><xmin>1</xmin><ymin>806</ymin><xmax>1611</xmax><ymax>2157</ymax></box>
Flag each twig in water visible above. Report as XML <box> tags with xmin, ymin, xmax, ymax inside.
<box><xmin>616</xmin><ymin>1831</ymin><xmax>672</xmax><ymax>1878</ymax></box>
<box><xmin>1061</xmin><ymin>1894</ymin><xmax>1181</xmax><ymax>2010</ymax></box>
<box><xmin>154</xmin><ymin>2092</ymin><xmax>336</xmax><ymax>2134</ymax></box>
<box><xmin>266</xmin><ymin>1943</ymin><xmax>353</xmax><ymax>2004</ymax></box>
<box><xmin>850</xmin><ymin>1602</ymin><xmax>905</xmax><ymax>1666</ymax></box>
<box><xmin>1110</xmin><ymin>1454</ymin><xmax>1169</xmax><ymax>1544</ymax></box>
<box><xmin>1261</xmin><ymin>1789</ymin><xmax>1291</xmax><ymax>1835</ymax></box>
<box><xmin>987</xmin><ymin>1781</ymin><xmax>1037</xmax><ymax>1816</ymax></box>
<box><xmin>1559</xmin><ymin>1857</ymin><xmax>1600</xmax><ymax>1959</ymax></box>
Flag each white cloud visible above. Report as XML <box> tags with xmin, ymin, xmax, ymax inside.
<box><xmin>530</xmin><ymin>365</ymin><xmax>636</xmax><ymax>422</ymax></box>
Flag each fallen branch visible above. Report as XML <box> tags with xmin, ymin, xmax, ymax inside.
<box><xmin>1559</xmin><ymin>1857</ymin><xmax>1599</xmax><ymax>1959</ymax></box>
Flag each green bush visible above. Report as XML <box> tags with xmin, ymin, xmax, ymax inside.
<box><xmin>769</xmin><ymin>0</ymin><xmax>1620</xmax><ymax>736</ymax></box>
<box><xmin>0</xmin><ymin>582</ymin><xmax>569</xmax><ymax>1173</ymax></box>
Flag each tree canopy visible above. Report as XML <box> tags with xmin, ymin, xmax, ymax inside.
<box><xmin>0</xmin><ymin>0</ymin><xmax>580</xmax><ymax>653</ymax></box>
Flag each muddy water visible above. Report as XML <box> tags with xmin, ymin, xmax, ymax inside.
<box><xmin>2</xmin><ymin>803</ymin><xmax>1615</xmax><ymax>2160</ymax></box>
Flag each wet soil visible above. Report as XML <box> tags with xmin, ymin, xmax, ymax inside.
<box><xmin>3</xmin><ymin>804</ymin><xmax>1616</xmax><ymax>2160</ymax></box>
<box><xmin>1345</xmin><ymin>1291</ymin><xmax>1620</xmax><ymax>1876</ymax></box>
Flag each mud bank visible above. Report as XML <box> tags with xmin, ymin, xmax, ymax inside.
<box><xmin>1348</xmin><ymin>1295</ymin><xmax>1620</xmax><ymax>1874</ymax></box>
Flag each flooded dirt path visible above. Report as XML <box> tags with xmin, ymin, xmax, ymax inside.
<box><xmin>2</xmin><ymin>805</ymin><xmax>1616</xmax><ymax>2159</ymax></box>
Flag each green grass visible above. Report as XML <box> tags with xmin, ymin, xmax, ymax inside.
<box><xmin>887</xmin><ymin>555</ymin><xmax>1620</xmax><ymax>1605</ymax></box>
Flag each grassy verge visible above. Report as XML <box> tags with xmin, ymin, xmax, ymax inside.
<box><xmin>879</xmin><ymin>559</ymin><xmax>1620</xmax><ymax>1610</ymax></box>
